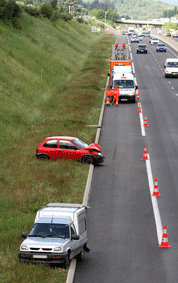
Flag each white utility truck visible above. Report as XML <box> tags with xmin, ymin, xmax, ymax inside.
<box><xmin>18</xmin><ymin>203</ymin><xmax>90</xmax><ymax>267</ymax></box>
<box><xmin>108</xmin><ymin>43</ymin><xmax>137</xmax><ymax>103</ymax></box>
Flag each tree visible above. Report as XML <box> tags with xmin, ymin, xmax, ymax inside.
<box><xmin>40</xmin><ymin>2</ymin><xmax>53</xmax><ymax>18</ymax></box>
<box><xmin>51</xmin><ymin>0</ymin><xmax>57</xmax><ymax>10</ymax></box>
<box><xmin>106</xmin><ymin>8</ymin><xmax>118</xmax><ymax>22</ymax></box>
<box><xmin>96</xmin><ymin>9</ymin><xmax>105</xmax><ymax>19</ymax></box>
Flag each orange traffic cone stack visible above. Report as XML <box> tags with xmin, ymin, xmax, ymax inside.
<box><xmin>159</xmin><ymin>225</ymin><xmax>171</xmax><ymax>248</ymax></box>
<box><xmin>136</xmin><ymin>90</ymin><xmax>140</xmax><ymax>100</ymax></box>
<box><xmin>152</xmin><ymin>178</ymin><xmax>161</xmax><ymax>196</ymax></box>
<box><xmin>141</xmin><ymin>145</ymin><xmax>149</xmax><ymax>160</ymax></box>
<box><xmin>143</xmin><ymin>115</ymin><xmax>149</xmax><ymax>127</ymax></box>
<box><xmin>137</xmin><ymin>103</ymin><xmax>142</xmax><ymax>113</ymax></box>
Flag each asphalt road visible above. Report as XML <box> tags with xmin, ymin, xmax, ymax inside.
<box><xmin>74</xmin><ymin>34</ymin><xmax>178</xmax><ymax>283</ymax></box>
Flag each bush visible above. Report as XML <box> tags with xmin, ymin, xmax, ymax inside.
<box><xmin>50</xmin><ymin>10</ymin><xmax>59</xmax><ymax>21</ymax></box>
<box><xmin>0</xmin><ymin>0</ymin><xmax>22</xmax><ymax>27</ymax></box>
<box><xmin>40</xmin><ymin>2</ymin><xmax>53</xmax><ymax>19</ymax></box>
<box><xmin>58</xmin><ymin>12</ymin><xmax>73</xmax><ymax>21</ymax></box>
<box><xmin>77</xmin><ymin>17</ymin><xmax>84</xmax><ymax>23</ymax></box>
<box><xmin>23</xmin><ymin>5</ymin><xmax>40</xmax><ymax>17</ymax></box>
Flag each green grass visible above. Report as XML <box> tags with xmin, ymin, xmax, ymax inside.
<box><xmin>0</xmin><ymin>13</ymin><xmax>115</xmax><ymax>282</ymax></box>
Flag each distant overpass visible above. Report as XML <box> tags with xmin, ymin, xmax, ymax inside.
<box><xmin>117</xmin><ymin>19</ymin><xmax>163</xmax><ymax>27</ymax></box>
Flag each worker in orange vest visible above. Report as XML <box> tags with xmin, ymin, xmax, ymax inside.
<box><xmin>105</xmin><ymin>86</ymin><xmax>112</xmax><ymax>106</ymax></box>
<box><xmin>112</xmin><ymin>85</ymin><xmax>120</xmax><ymax>106</ymax></box>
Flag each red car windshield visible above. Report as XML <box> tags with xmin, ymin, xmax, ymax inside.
<box><xmin>71</xmin><ymin>139</ymin><xmax>88</xmax><ymax>149</ymax></box>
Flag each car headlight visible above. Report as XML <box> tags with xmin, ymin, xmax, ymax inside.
<box><xmin>97</xmin><ymin>152</ymin><xmax>102</xmax><ymax>156</ymax></box>
<box><xmin>53</xmin><ymin>247</ymin><xmax>62</xmax><ymax>252</ymax></box>
<box><xmin>20</xmin><ymin>245</ymin><xmax>28</xmax><ymax>251</ymax></box>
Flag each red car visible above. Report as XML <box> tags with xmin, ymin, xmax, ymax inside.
<box><xmin>36</xmin><ymin>136</ymin><xmax>104</xmax><ymax>164</ymax></box>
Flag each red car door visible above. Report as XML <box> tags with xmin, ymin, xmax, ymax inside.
<box><xmin>59</xmin><ymin>140</ymin><xmax>82</xmax><ymax>161</ymax></box>
<box><xmin>42</xmin><ymin>139</ymin><xmax>61</xmax><ymax>160</ymax></box>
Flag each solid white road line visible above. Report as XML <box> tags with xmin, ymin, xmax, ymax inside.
<box><xmin>167</xmin><ymin>47</ymin><xmax>177</xmax><ymax>57</ymax></box>
<box><xmin>138</xmin><ymin>103</ymin><xmax>146</xmax><ymax>136</ymax></box>
<box><xmin>146</xmin><ymin>155</ymin><xmax>163</xmax><ymax>245</ymax></box>
<box><xmin>132</xmin><ymin>62</ymin><xmax>135</xmax><ymax>74</ymax></box>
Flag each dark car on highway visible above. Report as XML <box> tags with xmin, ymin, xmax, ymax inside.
<box><xmin>36</xmin><ymin>136</ymin><xmax>104</xmax><ymax>164</ymax></box>
<box><xmin>137</xmin><ymin>44</ymin><xmax>147</xmax><ymax>54</ymax></box>
<box><xmin>156</xmin><ymin>43</ymin><xmax>166</xmax><ymax>52</ymax></box>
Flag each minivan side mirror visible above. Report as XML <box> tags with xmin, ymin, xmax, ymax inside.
<box><xmin>21</xmin><ymin>232</ymin><xmax>28</xmax><ymax>238</ymax></box>
<box><xmin>71</xmin><ymin>234</ymin><xmax>79</xmax><ymax>240</ymax></box>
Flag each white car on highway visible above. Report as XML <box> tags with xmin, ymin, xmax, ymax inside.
<box><xmin>151</xmin><ymin>38</ymin><xmax>159</xmax><ymax>45</ymax></box>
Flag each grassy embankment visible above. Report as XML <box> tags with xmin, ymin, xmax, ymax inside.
<box><xmin>0</xmin><ymin>13</ymin><xmax>115</xmax><ymax>283</ymax></box>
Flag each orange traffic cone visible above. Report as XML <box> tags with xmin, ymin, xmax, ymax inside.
<box><xmin>136</xmin><ymin>90</ymin><xmax>140</xmax><ymax>100</ymax></box>
<box><xmin>143</xmin><ymin>115</ymin><xmax>149</xmax><ymax>127</ymax></box>
<box><xmin>159</xmin><ymin>225</ymin><xmax>171</xmax><ymax>248</ymax></box>
<box><xmin>108</xmin><ymin>30</ymin><xmax>110</xmax><ymax>36</ymax></box>
<box><xmin>152</xmin><ymin>178</ymin><xmax>161</xmax><ymax>196</ymax></box>
<box><xmin>141</xmin><ymin>145</ymin><xmax>149</xmax><ymax>160</ymax></box>
<box><xmin>137</xmin><ymin>103</ymin><xmax>142</xmax><ymax>113</ymax></box>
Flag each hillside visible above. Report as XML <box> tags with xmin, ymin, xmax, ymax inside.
<box><xmin>84</xmin><ymin>0</ymin><xmax>173</xmax><ymax>20</ymax></box>
<box><xmin>0</xmin><ymin>13</ymin><xmax>114</xmax><ymax>282</ymax></box>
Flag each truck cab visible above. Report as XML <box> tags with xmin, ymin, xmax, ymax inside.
<box><xmin>18</xmin><ymin>203</ymin><xmax>89</xmax><ymax>266</ymax></box>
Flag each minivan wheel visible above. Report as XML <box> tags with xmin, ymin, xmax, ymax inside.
<box><xmin>81</xmin><ymin>155</ymin><xmax>94</xmax><ymax>164</ymax></box>
<box><xmin>38</xmin><ymin>154</ymin><xmax>49</xmax><ymax>160</ymax></box>
<box><xmin>77</xmin><ymin>248</ymin><xmax>85</xmax><ymax>262</ymax></box>
<box><xmin>64</xmin><ymin>254</ymin><xmax>70</xmax><ymax>269</ymax></box>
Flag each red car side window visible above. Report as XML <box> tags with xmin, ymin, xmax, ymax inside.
<box><xmin>60</xmin><ymin>140</ymin><xmax>78</xmax><ymax>150</ymax></box>
<box><xmin>43</xmin><ymin>140</ymin><xmax>58</xmax><ymax>148</ymax></box>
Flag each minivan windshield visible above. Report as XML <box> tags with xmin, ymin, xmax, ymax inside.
<box><xmin>114</xmin><ymin>80</ymin><xmax>134</xmax><ymax>88</ymax></box>
<box><xmin>28</xmin><ymin>223</ymin><xmax>70</xmax><ymax>238</ymax></box>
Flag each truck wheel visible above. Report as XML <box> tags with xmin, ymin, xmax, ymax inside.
<box><xmin>81</xmin><ymin>155</ymin><xmax>94</xmax><ymax>164</ymax></box>
<box><xmin>38</xmin><ymin>154</ymin><xmax>49</xmax><ymax>160</ymax></box>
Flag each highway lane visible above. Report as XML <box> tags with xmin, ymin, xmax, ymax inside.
<box><xmin>74</xmin><ymin>34</ymin><xmax>178</xmax><ymax>283</ymax></box>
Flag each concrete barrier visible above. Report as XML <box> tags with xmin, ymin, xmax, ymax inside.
<box><xmin>152</xmin><ymin>34</ymin><xmax>178</xmax><ymax>53</ymax></box>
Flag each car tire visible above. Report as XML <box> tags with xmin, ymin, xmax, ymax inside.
<box><xmin>38</xmin><ymin>154</ymin><xmax>50</xmax><ymax>160</ymax></box>
<box><xmin>81</xmin><ymin>155</ymin><xmax>94</xmax><ymax>164</ymax></box>
<box><xmin>145</xmin><ymin>51</ymin><xmax>147</xmax><ymax>54</ymax></box>
<box><xmin>165</xmin><ymin>74</ymin><xmax>168</xmax><ymax>78</ymax></box>
<box><xmin>137</xmin><ymin>51</ymin><xmax>138</xmax><ymax>54</ymax></box>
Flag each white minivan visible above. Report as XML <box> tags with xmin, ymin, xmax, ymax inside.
<box><xmin>18</xmin><ymin>203</ymin><xmax>90</xmax><ymax>267</ymax></box>
<box><xmin>164</xmin><ymin>58</ymin><xmax>178</xmax><ymax>78</ymax></box>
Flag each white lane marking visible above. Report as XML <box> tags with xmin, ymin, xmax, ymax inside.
<box><xmin>168</xmin><ymin>81</ymin><xmax>171</xmax><ymax>84</ymax></box>
<box><xmin>132</xmin><ymin>62</ymin><xmax>135</xmax><ymax>74</ymax></box>
<box><xmin>167</xmin><ymin>47</ymin><xmax>177</xmax><ymax>57</ymax></box>
<box><xmin>146</xmin><ymin>155</ymin><xmax>163</xmax><ymax>245</ymax></box>
<box><xmin>129</xmin><ymin>46</ymin><xmax>131</xmax><ymax>52</ymax></box>
<box><xmin>130</xmin><ymin>52</ymin><xmax>133</xmax><ymax>60</ymax></box>
<box><xmin>135</xmin><ymin>77</ymin><xmax>137</xmax><ymax>85</ymax></box>
<box><xmin>138</xmin><ymin>103</ymin><xmax>146</xmax><ymax>136</ymax></box>
<box><xmin>172</xmin><ymin>87</ymin><xmax>174</xmax><ymax>90</ymax></box>
<box><xmin>176</xmin><ymin>93</ymin><xmax>178</xmax><ymax>96</ymax></box>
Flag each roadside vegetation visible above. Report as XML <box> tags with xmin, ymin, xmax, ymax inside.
<box><xmin>0</xmin><ymin>11</ymin><xmax>114</xmax><ymax>283</ymax></box>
